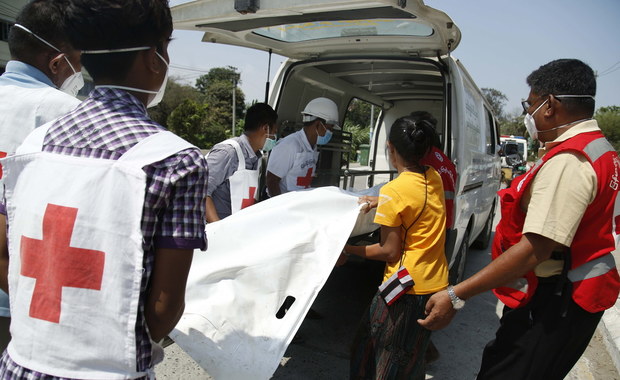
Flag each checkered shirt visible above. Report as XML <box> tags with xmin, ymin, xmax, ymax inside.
<box><xmin>0</xmin><ymin>87</ymin><xmax>208</xmax><ymax>379</ymax></box>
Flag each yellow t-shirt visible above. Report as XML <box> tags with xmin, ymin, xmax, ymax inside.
<box><xmin>374</xmin><ymin>168</ymin><xmax>449</xmax><ymax>294</ymax></box>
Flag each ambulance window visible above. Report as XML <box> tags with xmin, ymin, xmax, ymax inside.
<box><xmin>1</xmin><ymin>20</ymin><xmax>11</xmax><ymax>42</ymax></box>
<box><xmin>484</xmin><ymin>107</ymin><xmax>497</xmax><ymax>155</ymax></box>
<box><xmin>342</xmin><ymin>98</ymin><xmax>378</xmax><ymax>164</ymax></box>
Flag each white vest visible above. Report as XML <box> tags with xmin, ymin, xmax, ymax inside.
<box><xmin>2</xmin><ymin>125</ymin><xmax>193</xmax><ymax>379</ymax></box>
<box><xmin>284</xmin><ymin>151</ymin><xmax>318</xmax><ymax>193</ymax></box>
<box><xmin>211</xmin><ymin>139</ymin><xmax>259</xmax><ymax>214</ymax></box>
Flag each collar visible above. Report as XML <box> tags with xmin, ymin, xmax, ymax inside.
<box><xmin>544</xmin><ymin>119</ymin><xmax>600</xmax><ymax>151</ymax></box>
<box><xmin>238</xmin><ymin>134</ymin><xmax>261</xmax><ymax>159</ymax></box>
<box><xmin>0</xmin><ymin>60</ymin><xmax>56</xmax><ymax>89</ymax></box>
<box><xmin>89</xmin><ymin>87</ymin><xmax>148</xmax><ymax>114</ymax></box>
<box><xmin>299</xmin><ymin>129</ymin><xmax>316</xmax><ymax>152</ymax></box>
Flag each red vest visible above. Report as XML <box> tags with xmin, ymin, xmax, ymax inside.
<box><xmin>421</xmin><ymin>147</ymin><xmax>457</xmax><ymax>229</ymax></box>
<box><xmin>492</xmin><ymin>131</ymin><xmax>620</xmax><ymax>313</ymax></box>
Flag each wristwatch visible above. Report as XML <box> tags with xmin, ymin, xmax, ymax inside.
<box><xmin>447</xmin><ymin>285</ymin><xmax>465</xmax><ymax>310</ymax></box>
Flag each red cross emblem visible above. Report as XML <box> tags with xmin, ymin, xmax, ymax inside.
<box><xmin>296</xmin><ymin>168</ymin><xmax>313</xmax><ymax>188</ymax></box>
<box><xmin>241</xmin><ymin>187</ymin><xmax>257</xmax><ymax>209</ymax></box>
<box><xmin>20</xmin><ymin>204</ymin><xmax>105</xmax><ymax>323</ymax></box>
<box><xmin>0</xmin><ymin>151</ymin><xmax>7</xmax><ymax>179</ymax></box>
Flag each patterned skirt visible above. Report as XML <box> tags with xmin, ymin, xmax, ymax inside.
<box><xmin>350</xmin><ymin>291</ymin><xmax>432</xmax><ymax>380</ymax></box>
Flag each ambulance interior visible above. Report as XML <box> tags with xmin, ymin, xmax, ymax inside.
<box><xmin>272</xmin><ymin>57</ymin><xmax>448</xmax><ymax>195</ymax></box>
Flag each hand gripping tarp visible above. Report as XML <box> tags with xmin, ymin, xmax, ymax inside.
<box><xmin>170</xmin><ymin>187</ymin><xmax>362</xmax><ymax>379</ymax></box>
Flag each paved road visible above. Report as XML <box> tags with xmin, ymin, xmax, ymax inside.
<box><xmin>156</xmin><ymin>213</ymin><xmax>619</xmax><ymax>379</ymax></box>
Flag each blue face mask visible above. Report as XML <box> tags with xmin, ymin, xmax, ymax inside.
<box><xmin>262</xmin><ymin>136</ymin><xmax>277</xmax><ymax>152</ymax></box>
<box><xmin>316</xmin><ymin>123</ymin><xmax>333</xmax><ymax>145</ymax></box>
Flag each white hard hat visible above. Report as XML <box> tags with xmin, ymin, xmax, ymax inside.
<box><xmin>301</xmin><ymin>97</ymin><xmax>339</xmax><ymax>127</ymax></box>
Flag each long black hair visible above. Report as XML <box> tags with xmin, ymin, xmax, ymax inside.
<box><xmin>388</xmin><ymin>116</ymin><xmax>435</xmax><ymax>167</ymax></box>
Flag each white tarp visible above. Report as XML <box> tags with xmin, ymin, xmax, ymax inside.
<box><xmin>170</xmin><ymin>186</ymin><xmax>363</xmax><ymax>379</ymax></box>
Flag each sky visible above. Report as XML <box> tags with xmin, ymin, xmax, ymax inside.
<box><xmin>167</xmin><ymin>0</ymin><xmax>620</xmax><ymax>116</ymax></box>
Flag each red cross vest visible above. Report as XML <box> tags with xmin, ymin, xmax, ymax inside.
<box><xmin>492</xmin><ymin>131</ymin><xmax>620</xmax><ymax>313</ymax></box>
<box><xmin>286</xmin><ymin>150</ymin><xmax>318</xmax><ymax>192</ymax></box>
<box><xmin>420</xmin><ymin>146</ymin><xmax>457</xmax><ymax>229</ymax></box>
<box><xmin>210</xmin><ymin>138</ymin><xmax>259</xmax><ymax>214</ymax></box>
<box><xmin>2</xmin><ymin>124</ymin><xmax>194</xmax><ymax>379</ymax></box>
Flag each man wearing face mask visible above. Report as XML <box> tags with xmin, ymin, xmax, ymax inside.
<box><xmin>0</xmin><ymin>0</ymin><xmax>84</xmax><ymax>353</ymax></box>
<box><xmin>266</xmin><ymin>97</ymin><xmax>339</xmax><ymax>197</ymax></box>
<box><xmin>205</xmin><ymin>103</ymin><xmax>278</xmax><ymax>222</ymax></box>
<box><xmin>0</xmin><ymin>0</ymin><xmax>208</xmax><ymax>378</ymax></box>
<box><xmin>418</xmin><ymin>59</ymin><xmax>620</xmax><ymax>379</ymax></box>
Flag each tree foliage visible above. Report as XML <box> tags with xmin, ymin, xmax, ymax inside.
<box><xmin>482</xmin><ymin>87</ymin><xmax>508</xmax><ymax>120</ymax></box>
<box><xmin>149</xmin><ymin>78</ymin><xmax>203</xmax><ymax>128</ymax></box>
<box><xmin>343</xmin><ymin>99</ymin><xmax>373</xmax><ymax>162</ymax></box>
<box><xmin>595</xmin><ymin>106</ymin><xmax>620</xmax><ymax>151</ymax></box>
<box><xmin>195</xmin><ymin>66</ymin><xmax>241</xmax><ymax>94</ymax></box>
<box><xmin>167</xmin><ymin>99</ymin><xmax>227</xmax><ymax>149</ymax></box>
<box><xmin>195</xmin><ymin>67</ymin><xmax>246</xmax><ymax>134</ymax></box>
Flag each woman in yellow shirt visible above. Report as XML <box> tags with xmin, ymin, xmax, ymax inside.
<box><xmin>345</xmin><ymin>115</ymin><xmax>448</xmax><ymax>379</ymax></box>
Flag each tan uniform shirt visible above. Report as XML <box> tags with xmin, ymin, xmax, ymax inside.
<box><xmin>521</xmin><ymin>120</ymin><xmax>599</xmax><ymax>276</ymax></box>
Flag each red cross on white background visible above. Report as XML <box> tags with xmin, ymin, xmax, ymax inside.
<box><xmin>0</xmin><ymin>151</ymin><xmax>7</xmax><ymax>179</ymax></box>
<box><xmin>20</xmin><ymin>204</ymin><xmax>105</xmax><ymax>323</ymax></box>
<box><xmin>296</xmin><ymin>168</ymin><xmax>313</xmax><ymax>188</ymax></box>
<box><xmin>241</xmin><ymin>187</ymin><xmax>257</xmax><ymax>209</ymax></box>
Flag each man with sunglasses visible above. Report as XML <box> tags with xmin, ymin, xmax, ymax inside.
<box><xmin>205</xmin><ymin>103</ymin><xmax>278</xmax><ymax>222</ymax></box>
<box><xmin>0</xmin><ymin>0</ymin><xmax>84</xmax><ymax>353</ymax></box>
<box><xmin>419</xmin><ymin>59</ymin><xmax>619</xmax><ymax>379</ymax></box>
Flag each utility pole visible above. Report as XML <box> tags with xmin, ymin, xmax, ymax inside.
<box><xmin>232</xmin><ymin>78</ymin><xmax>237</xmax><ymax>136</ymax></box>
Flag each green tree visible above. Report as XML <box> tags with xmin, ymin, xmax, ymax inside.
<box><xmin>343</xmin><ymin>121</ymin><xmax>370</xmax><ymax>161</ymax></box>
<box><xmin>595</xmin><ymin>106</ymin><xmax>620</xmax><ymax>151</ymax></box>
<box><xmin>482</xmin><ymin>87</ymin><xmax>508</xmax><ymax>120</ymax></box>
<box><xmin>166</xmin><ymin>99</ymin><xmax>227</xmax><ymax>149</ymax></box>
<box><xmin>500</xmin><ymin>110</ymin><xmax>526</xmax><ymax>137</ymax></box>
<box><xmin>149</xmin><ymin>77</ymin><xmax>202</xmax><ymax>128</ymax></box>
<box><xmin>195</xmin><ymin>67</ymin><xmax>246</xmax><ymax>135</ymax></box>
<box><xmin>195</xmin><ymin>66</ymin><xmax>241</xmax><ymax>94</ymax></box>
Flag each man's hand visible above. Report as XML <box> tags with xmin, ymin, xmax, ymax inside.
<box><xmin>417</xmin><ymin>290</ymin><xmax>457</xmax><ymax>331</ymax></box>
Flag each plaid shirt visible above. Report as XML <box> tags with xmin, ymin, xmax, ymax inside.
<box><xmin>0</xmin><ymin>88</ymin><xmax>208</xmax><ymax>378</ymax></box>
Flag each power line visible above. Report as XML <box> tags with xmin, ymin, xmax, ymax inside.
<box><xmin>598</xmin><ymin>60</ymin><xmax>620</xmax><ymax>76</ymax></box>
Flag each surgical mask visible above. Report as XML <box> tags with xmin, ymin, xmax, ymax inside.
<box><xmin>524</xmin><ymin>95</ymin><xmax>594</xmax><ymax>140</ymax></box>
<box><xmin>262</xmin><ymin>136</ymin><xmax>277</xmax><ymax>152</ymax></box>
<box><xmin>13</xmin><ymin>24</ymin><xmax>84</xmax><ymax>97</ymax></box>
<box><xmin>316</xmin><ymin>122</ymin><xmax>333</xmax><ymax>145</ymax></box>
<box><xmin>85</xmin><ymin>46</ymin><xmax>169</xmax><ymax>108</ymax></box>
<box><xmin>524</xmin><ymin>99</ymin><xmax>547</xmax><ymax>140</ymax></box>
<box><xmin>59</xmin><ymin>57</ymin><xmax>84</xmax><ymax>97</ymax></box>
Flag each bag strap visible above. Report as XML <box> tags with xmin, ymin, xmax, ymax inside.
<box><xmin>15</xmin><ymin>121</ymin><xmax>54</xmax><ymax>155</ymax></box>
<box><xmin>117</xmin><ymin>131</ymin><xmax>195</xmax><ymax>169</ymax></box>
<box><xmin>399</xmin><ymin>168</ymin><xmax>428</xmax><ymax>267</ymax></box>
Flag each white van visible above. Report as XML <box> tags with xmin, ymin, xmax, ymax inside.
<box><xmin>172</xmin><ymin>0</ymin><xmax>502</xmax><ymax>282</ymax></box>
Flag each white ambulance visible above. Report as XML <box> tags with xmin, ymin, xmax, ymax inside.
<box><xmin>172</xmin><ymin>0</ymin><xmax>502</xmax><ymax>282</ymax></box>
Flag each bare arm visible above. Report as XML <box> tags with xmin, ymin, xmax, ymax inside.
<box><xmin>266</xmin><ymin>171</ymin><xmax>282</xmax><ymax>197</ymax></box>
<box><xmin>145</xmin><ymin>247</ymin><xmax>193</xmax><ymax>342</ymax></box>
<box><xmin>0</xmin><ymin>214</ymin><xmax>7</xmax><ymax>293</ymax></box>
<box><xmin>418</xmin><ymin>232</ymin><xmax>559</xmax><ymax>330</ymax></box>
<box><xmin>344</xmin><ymin>225</ymin><xmax>402</xmax><ymax>262</ymax></box>
<box><xmin>205</xmin><ymin>197</ymin><xmax>220</xmax><ymax>223</ymax></box>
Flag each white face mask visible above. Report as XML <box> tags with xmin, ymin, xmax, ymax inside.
<box><xmin>13</xmin><ymin>23</ymin><xmax>84</xmax><ymax>97</ymax></box>
<box><xmin>86</xmin><ymin>47</ymin><xmax>169</xmax><ymax>108</ymax></box>
<box><xmin>59</xmin><ymin>56</ymin><xmax>84</xmax><ymax>97</ymax></box>
<box><xmin>523</xmin><ymin>99</ymin><xmax>547</xmax><ymax>141</ymax></box>
<box><xmin>523</xmin><ymin>94</ymin><xmax>595</xmax><ymax>140</ymax></box>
